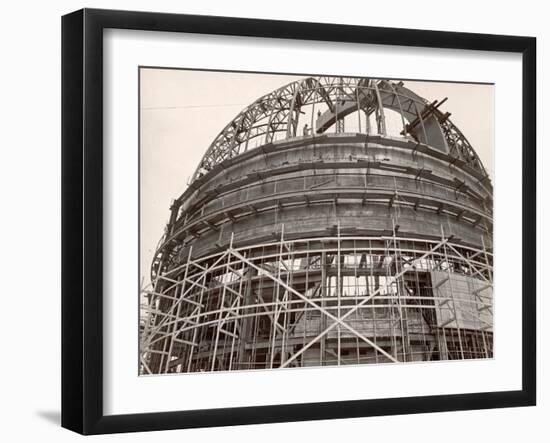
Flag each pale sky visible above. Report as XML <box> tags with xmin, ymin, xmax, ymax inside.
<box><xmin>140</xmin><ymin>68</ymin><xmax>494</xmax><ymax>287</ymax></box>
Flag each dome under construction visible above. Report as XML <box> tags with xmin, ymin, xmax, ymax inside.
<box><xmin>140</xmin><ymin>76</ymin><xmax>493</xmax><ymax>374</ymax></box>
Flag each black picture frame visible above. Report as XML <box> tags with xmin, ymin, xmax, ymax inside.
<box><xmin>61</xmin><ymin>8</ymin><xmax>536</xmax><ymax>435</ymax></box>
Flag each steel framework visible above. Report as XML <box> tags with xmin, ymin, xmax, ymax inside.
<box><xmin>140</xmin><ymin>76</ymin><xmax>493</xmax><ymax>374</ymax></box>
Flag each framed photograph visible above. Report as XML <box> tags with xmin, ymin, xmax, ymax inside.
<box><xmin>61</xmin><ymin>8</ymin><xmax>536</xmax><ymax>435</ymax></box>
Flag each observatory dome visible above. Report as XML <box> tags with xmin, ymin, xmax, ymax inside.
<box><xmin>142</xmin><ymin>76</ymin><xmax>493</xmax><ymax>374</ymax></box>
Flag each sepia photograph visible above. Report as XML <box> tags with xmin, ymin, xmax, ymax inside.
<box><xmin>139</xmin><ymin>68</ymin><xmax>494</xmax><ymax>375</ymax></box>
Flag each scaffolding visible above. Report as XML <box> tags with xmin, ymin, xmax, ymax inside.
<box><xmin>140</xmin><ymin>229</ymin><xmax>493</xmax><ymax>373</ymax></box>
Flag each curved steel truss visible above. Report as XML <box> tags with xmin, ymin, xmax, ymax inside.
<box><xmin>191</xmin><ymin>77</ymin><xmax>488</xmax><ymax>182</ymax></box>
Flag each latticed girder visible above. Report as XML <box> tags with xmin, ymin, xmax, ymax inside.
<box><xmin>191</xmin><ymin>76</ymin><xmax>488</xmax><ymax>182</ymax></box>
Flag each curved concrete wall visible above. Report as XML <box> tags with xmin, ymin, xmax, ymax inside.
<box><xmin>160</xmin><ymin>133</ymin><xmax>492</xmax><ymax>263</ymax></box>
